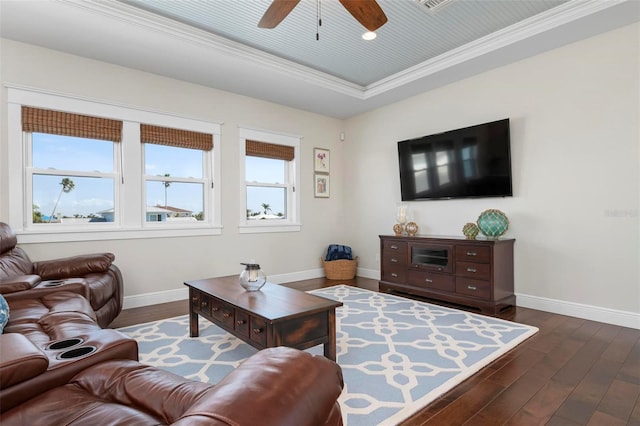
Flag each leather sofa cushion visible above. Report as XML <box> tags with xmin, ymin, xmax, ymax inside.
<box><xmin>34</xmin><ymin>253</ymin><xmax>115</xmax><ymax>280</ymax></box>
<box><xmin>0</xmin><ymin>333</ymin><xmax>48</xmax><ymax>389</ymax></box>
<box><xmin>0</xmin><ymin>247</ymin><xmax>34</xmax><ymax>280</ymax></box>
<box><xmin>5</xmin><ymin>292</ymin><xmax>99</xmax><ymax>347</ymax></box>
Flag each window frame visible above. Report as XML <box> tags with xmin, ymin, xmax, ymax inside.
<box><xmin>238</xmin><ymin>127</ymin><xmax>301</xmax><ymax>234</ymax></box>
<box><xmin>7</xmin><ymin>86</ymin><xmax>222</xmax><ymax>243</ymax></box>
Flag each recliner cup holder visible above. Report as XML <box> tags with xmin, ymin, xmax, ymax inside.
<box><xmin>42</xmin><ymin>280</ymin><xmax>65</xmax><ymax>287</ymax></box>
<box><xmin>47</xmin><ymin>337</ymin><xmax>84</xmax><ymax>350</ymax></box>
<box><xmin>58</xmin><ymin>346</ymin><xmax>97</xmax><ymax>359</ymax></box>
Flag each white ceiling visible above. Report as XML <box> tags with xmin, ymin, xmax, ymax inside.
<box><xmin>1</xmin><ymin>0</ymin><xmax>639</xmax><ymax>119</ymax></box>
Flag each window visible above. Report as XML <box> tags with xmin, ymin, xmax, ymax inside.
<box><xmin>141</xmin><ymin>124</ymin><xmax>213</xmax><ymax>224</ymax></box>
<box><xmin>7</xmin><ymin>87</ymin><xmax>221</xmax><ymax>242</ymax></box>
<box><xmin>239</xmin><ymin>128</ymin><xmax>300</xmax><ymax>233</ymax></box>
<box><xmin>23</xmin><ymin>107</ymin><xmax>120</xmax><ymax>226</ymax></box>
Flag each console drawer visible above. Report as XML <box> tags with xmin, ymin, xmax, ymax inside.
<box><xmin>408</xmin><ymin>270</ymin><xmax>454</xmax><ymax>292</ymax></box>
<box><xmin>456</xmin><ymin>261</ymin><xmax>490</xmax><ymax>280</ymax></box>
<box><xmin>456</xmin><ymin>278</ymin><xmax>491</xmax><ymax>300</ymax></box>
<box><xmin>382</xmin><ymin>265</ymin><xmax>406</xmax><ymax>283</ymax></box>
<box><xmin>456</xmin><ymin>245</ymin><xmax>491</xmax><ymax>263</ymax></box>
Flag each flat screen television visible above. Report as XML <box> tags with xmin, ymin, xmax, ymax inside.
<box><xmin>398</xmin><ymin>118</ymin><xmax>512</xmax><ymax>201</ymax></box>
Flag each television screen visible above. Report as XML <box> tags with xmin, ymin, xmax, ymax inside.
<box><xmin>398</xmin><ymin>119</ymin><xmax>512</xmax><ymax>201</ymax></box>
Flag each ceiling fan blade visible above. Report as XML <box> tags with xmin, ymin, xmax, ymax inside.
<box><xmin>338</xmin><ymin>0</ymin><xmax>388</xmax><ymax>31</ymax></box>
<box><xmin>258</xmin><ymin>0</ymin><xmax>301</xmax><ymax>29</ymax></box>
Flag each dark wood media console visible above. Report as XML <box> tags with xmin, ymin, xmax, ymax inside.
<box><xmin>379</xmin><ymin>235</ymin><xmax>515</xmax><ymax>314</ymax></box>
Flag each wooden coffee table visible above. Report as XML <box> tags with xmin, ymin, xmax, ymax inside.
<box><xmin>184</xmin><ymin>276</ymin><xmax>343</xmax><ymax>361</ymax></box>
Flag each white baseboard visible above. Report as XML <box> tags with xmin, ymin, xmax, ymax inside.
<box><xmin>516</xmin><ymin>293</ymin><xmax>640</xmax><ymax>330</ymax></box>
<box><xmin>123</xmin><ymin>270</ymin><xmax>639</xmax><ymax>330</ymax></box>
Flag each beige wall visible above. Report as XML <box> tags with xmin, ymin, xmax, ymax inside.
<box><xmin>344</xmin><ymin>23</ymin><xmax>640</xmax><ymax>316</ymax></box>
<box><xmin>0</xmin><ymin>39</ymin><xmax>346</xmax><ymax>300</ymax></box>
<box><xmin>1</xmin><ymin>22</ymin><xmax>638</xmax><ymax>323</ymax></box>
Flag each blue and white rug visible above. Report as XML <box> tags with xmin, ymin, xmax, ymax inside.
<box><xmin>118</xmin><ymin>285</ymin><xmax>538</xmax><ymax>426</ymax></box>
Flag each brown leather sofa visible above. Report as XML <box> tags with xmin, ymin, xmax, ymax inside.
<box><xmin>0</xmin><ymin>222</ymin><xmax>123</xmax><ymax>327</ymax></box>
<box><xmin>0</xmin><ymin>288</ymin><xmax>139</xmax><ymax>413</ymax></box>
<box><xmin>1</xmin><ymin>347</ymin><xmax>344</xmax><ymax>425</ymax></box>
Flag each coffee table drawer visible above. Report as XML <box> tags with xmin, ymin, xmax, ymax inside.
<box><xmin>219</xmin><ymin>303</ymin><xmax>235</xmax><ymax>329</ymax></box>
<box><xmin>234</xmin><ymin>310</ymin><xmax>250</xmax><ymax>337</ymax></box>
<box><xmin>250</xmin><ymin>317</ymin><xmax>267</xmax><ymax>347</ymax></box>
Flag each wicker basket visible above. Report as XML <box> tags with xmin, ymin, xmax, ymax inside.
<box><xmin>322</xmin><ymin>257</ymin><xmax>358</xmax><ymax>280</ymax></box>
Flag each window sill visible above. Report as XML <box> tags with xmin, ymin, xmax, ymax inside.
<box><xmin>16</xmin><ymin>225</ymin><xmax>222</xmax><ymax>243</ymax></box>
<box><xmin>238</xmin><ymin>222</ymin><xmax>301</xmax><ymax>234</ymax></box>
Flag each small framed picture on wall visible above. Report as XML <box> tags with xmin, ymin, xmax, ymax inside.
<box><xmin>314</xmin><ymin>148</ymin><xmax>330</xmax><ymax>173</ymax></box>
<box><xmin>314</xmin><ymin>174</ymin><xmax>330</xmax><ymax>198</ymax></box>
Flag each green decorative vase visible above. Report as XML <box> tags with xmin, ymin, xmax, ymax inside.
<box><xmin>476</xmin><ymin>209</ymin><xmax>509</xmax><ymax>239</ymax></box>
<box><xmin>462</xmin><ymin>222</ymin><xmax>479</xmax><ymax>240</ymax></box>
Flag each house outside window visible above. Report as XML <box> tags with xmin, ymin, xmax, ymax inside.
<box><xmin>239</xmin><ymin>127</ymin><xmax>300</xmax><ymax>233</ymax></box>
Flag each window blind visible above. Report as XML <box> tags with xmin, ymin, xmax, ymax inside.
<box><xmin>140</xmin><ymin>124</ymin><xmax>213</xmax><ymax>151</ymax></box>
<box><xmin>246</xmin><ymin>139</ymin><xmax>294</xmax><ymax>161</ymax></box>
<box><xmin>21</xmin><ymin>106</ymin><xmax>122</xmax><ymax>142</ymax></box>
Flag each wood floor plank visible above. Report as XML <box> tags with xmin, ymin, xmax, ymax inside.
<box><xmin>595</xmin><ymin>379</ymin><xmax>640</xmax><ymax>422</ymax></box>
<box><xmin>110</xmin><ymin>276</ymin><xmax>640</xmax><ymax>425</ymax></box>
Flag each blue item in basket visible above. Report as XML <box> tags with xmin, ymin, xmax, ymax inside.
<box><xmin>325</xmin><ymin>244</ymin><xmax>353</xmax><ymax>261</ymax></box>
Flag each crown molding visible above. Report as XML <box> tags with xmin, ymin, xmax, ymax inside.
<box><xmin>62</xmin><ymin>0</ymin><xmax>366</xmax><ymax>98</ymax></box>
<box><xmin>62</xmin><ymin>0</ymin><xmax>628</xmax><ymax>102</ymax></box>
<box><xmin>365</xmin><ymin>0</ymin><xmax>631</xmax><ymax>97</ymax></box>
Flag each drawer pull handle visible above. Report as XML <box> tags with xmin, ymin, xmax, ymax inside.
<box><xmin>236</xmin><ymin>320</ymin><xmax>246</xmax><ymax>325</ymax></box>
<box><xmin>467</xmin><ymin>251</ymin><xmax>477</xmax><ymax>256</ymax></box>
<box><xmin>391</xmin><ymin>273</ymin><xmax>398</xmax><ymax>278</ymax></box>
<box><xmin>191</xmin><ymin>296</ymin><xmax>198</xmax><ymax>302</ymax></box>
<box><xmin>212</xmin><ymin>307</ymin><xmax>220</xmax><ymax>312</ymax></box>
<box><xmin>390</xmin><ymin>245</ymin><xmax>398</xmax><ymax>250</ymax></box>
<box><xmin>252</xmin><ymin>328</ymin><xmax>263</xmax><ymax>334</ymax></box>
<box><xmin>391</xmin><ymin>258</ymin><xmax>398</xmax><ymax>263</ymax></box>
<box><xmin>200</xmin><ymin>301</ymin><xmax>208</xmax><ymax>307</ymax></box>
<box><xmin>437</xmin><ymin>267</ymin><xmax>443</xmax><ymax>271</ymax></box>
<box><xmin>223</xmin><ymin>313</ymin><xmax>232</xmax><ymax>318</ymax></box>
<box><xmin>467</xmin><ymin>267</ymin><xmax>477</xmax><ymax>273</ymax></box>
<box><xmin>467</xmin><ymin>285</ymin><xmax>477</xmax><ymax>291</ymax></box>
<box><xmin>425</xmin><ymin>278</ymin><xmax>433</xmax><ymax>283</ymax></box>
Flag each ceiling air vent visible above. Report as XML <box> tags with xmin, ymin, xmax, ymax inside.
<box><xmin>415</xmin><ymin>0</ymin><xmax>455</xmax><ymax>13</ymax></box>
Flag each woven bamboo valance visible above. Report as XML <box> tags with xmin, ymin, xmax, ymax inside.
<box><xmin>246</xmin><ymin>139</ymin><xmax>294</xmax><ymax>161</ymax></box>
<box><xmin>22</xmin><ymin>106</ymin><xmax>122</xmax><ymax>142</ymax></box>
<box><xmin>140</xmin><ymin>124</ymin><xmax>213</xmax><ymax>151</ymax></box>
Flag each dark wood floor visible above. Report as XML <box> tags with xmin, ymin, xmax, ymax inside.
<box><xmin>110</xmin><ymin>277</ymin><xmax>640</xmax><ymax>425</ymax></box>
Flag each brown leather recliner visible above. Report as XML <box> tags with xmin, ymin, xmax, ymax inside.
<box><xmin>1</xmin><ymin>347</ymin><xmax>344</xmax><ymax>426</ymax></box>
<box><xmin>0</xmin><ymin>222</ymin><xmax>123</xmax><ymax>327</ymax></box>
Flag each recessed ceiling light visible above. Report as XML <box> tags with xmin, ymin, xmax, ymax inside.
<box><xmin>362</xmin><ymin>31</ymin><xmax>377</xmax><ymax>41</ymax></box>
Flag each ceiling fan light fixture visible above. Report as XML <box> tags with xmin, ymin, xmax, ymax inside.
<box><xmin>362</xmin><ymin>31</ymin><xmax>377</xmax><ymax>41</ymax></box>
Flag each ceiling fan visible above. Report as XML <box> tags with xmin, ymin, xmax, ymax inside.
<box><xmin>258</xmin><ymin>0</ymin><xmax>388</xmax><ymax>32</ymax></box>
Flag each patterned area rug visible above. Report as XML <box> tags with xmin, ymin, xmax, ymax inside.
<box><xmin>118</xmin><ymin>285</ymin><xmax>538</xmax><ymax>426</ymax></box>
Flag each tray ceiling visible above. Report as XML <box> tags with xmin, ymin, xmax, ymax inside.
<box><xmin>1</xmin><ymin>0</ymin><xmax>638</xmax><ymax>118</ymax></box>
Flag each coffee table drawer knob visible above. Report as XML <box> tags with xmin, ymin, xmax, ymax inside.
<box><xmin>223</xmin><ymin>312</ymin><xmax>232</xmax><ymax>318</ymax></box>
<box><xmin>212</xmin><ymin>307</ymin><xmax>220</xmax><ymax>312</ymax></box>
<box><xmin>236</xmin><ymin>320</ymin><xmax>246</xmax><ymax>325</ymax></box>
<box><xmin>252</xmin><ymin>328</ymin><xmax>263</xmax><ymax>334</ymax></box>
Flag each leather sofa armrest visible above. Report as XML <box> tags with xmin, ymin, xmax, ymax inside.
<box><xmin>175</xmin><ymin>347</ymin><xmax>344</xmax><ymax>426</ymax></box>
<box><xmin>0</xmin><ymin>275</ymin><xmax>41</xmax><ymax>294</ymax></box>
<box><xmin>0</xmin><ymin>333</ymin><xmax>49</xmax><ymax>388</ymax></box>
<box><xmin>33</xmin><ymin>253</ymin><xmax>115</xmax><ymax>280</ymax></box>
